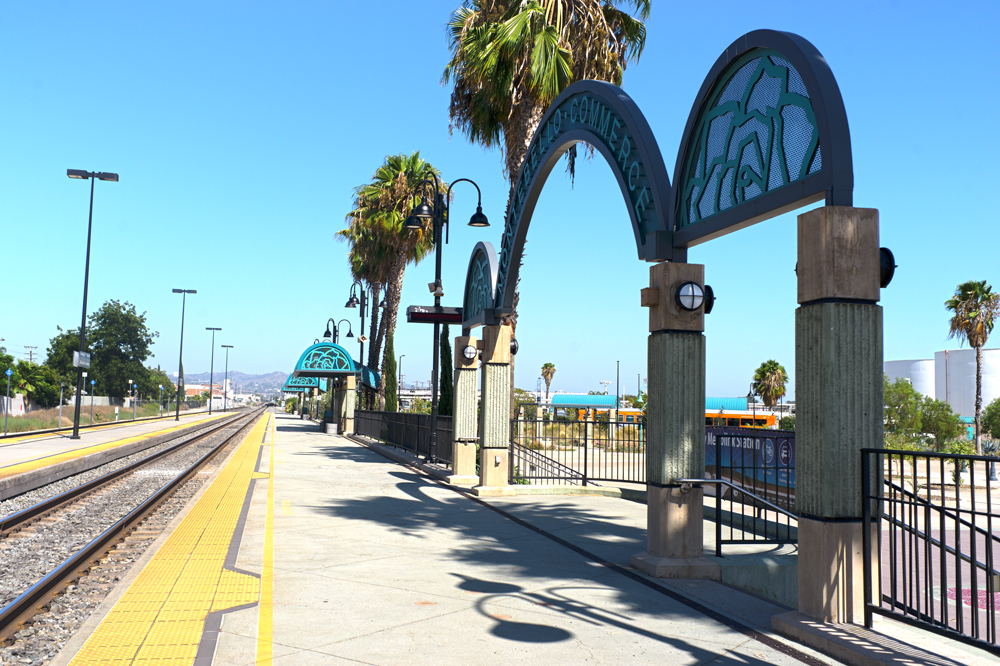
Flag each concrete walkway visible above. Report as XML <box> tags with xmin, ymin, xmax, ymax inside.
<box><xmin>264</xmin><ymin>412</ymin><xmax>844</xmax><ymax>665</ymax></box>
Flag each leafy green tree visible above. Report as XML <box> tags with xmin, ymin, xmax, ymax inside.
<box><xmin>513</xmin><ymin>387</ymin><xmax>537</xmax><ymax>420</ymax></box>
<box><xmin>752</xmin><ymin>360</ymin><xmax>788</xmax><ymax>408</ymax></box>
<box><xmin>87</xmin><ymin>300</ymin><xmax>159</xmax><ymax>399</ymax></box>
<box><xmin>946</xmin><ymin>280</ymin><xmax>1000</xmax><ymax>453</ymax></box>
<box><xmin>15</xmin><ymin>361</ymin><xmax>61</xmax><ymax>408</ymax></box>
<box><xmin>384</xmin><ymin>332</ymin><xmax>398</xmax><ymax>412</ymax></box>
<box><xmin>409</xmin><ymin>397</ymin><xmax>431</xmax><ymax>414</ymax></box>
<box><xmin>45</xmin><ymin>326</ymin><xmax>83</xmax><ymax>395</ymax></box>
<box><xmin>140</xmin><ymin>366</ymin><xmax>177</xmax><ymax>404</ymax></box>
<box><xmin>983</xmin><ymin>397</ymin><xmax>1000</xmax><ymax>441</ymax></box>
<box><xmin>884</xmin><ymin>375</ymin><xmax>922</xmax><ymax>436</ymax></box>
<box><xmin>779</xmin><ymin>415</ymin><xmax>795</xmax><ymax>431</ymax></box>
<box><xmin>439</xmin><ymin>324</ymin><xmax>453</xmax><ymax>416</ymax></box>
<box><xmin>341</xmin><ymin>152</ymin><xmax>441</xmax><ymax>404</ymax></box>
<box><xmin>919</xmin><ymin>396</ymin><xmax>962</xmax><ymax>449</ymax></box>
<box><xmin>0</xmin><ymin>346</ymin><xmax>21</xmax><ymax>403</ymax></box>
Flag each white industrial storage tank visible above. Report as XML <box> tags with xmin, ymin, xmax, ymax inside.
<box><xmin>934</xmin><ymin>348</ymin><xmax>1000</xmax><ymax>418</ymax></box>
<box><xmin>884</xmin><ymin>359</ymin><xmax>936</xmax><ymax>399</ymax></box>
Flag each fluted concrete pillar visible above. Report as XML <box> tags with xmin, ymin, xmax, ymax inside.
<box><xmin>449</xmin><ymin>336</ymin><xmax>480</xmax><ymax>486</ymax></box>
<box><xmin>632</xmin><ymin>262</ymin><xmax>719</xmax><ymax>579</ymax></box>
<box><xmin>474</xmin><ymin>324</ymin><xmax>514</xmax><ymax>496</ymax></box>
<box><xmin>794</xmin><ymin>206</ymin><xmax>882</xmax><ymax>624</ymax></box>
<box><xmin>339</xmin><ymin>375</ymin><xmax>356</xmax><ymax>434</ymax></box>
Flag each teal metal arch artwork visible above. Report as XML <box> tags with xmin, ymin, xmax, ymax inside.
<box><xmin>670</xmin><ymin>30</ymin><xmax>853</xmax><ymax>248</ymax></box>
<box><xmin>291</xmin><ymin>342</ymin><xmax>356</xmax><ymax>378</ymax></box>
<box><xmin>679</xmin><ymin>50</ymin><xmax>819</xmax><ymax>228</ymax></box>
<box><xmin>282</xmin><ymin>374</ymin><xmax>325</xmax><ymax>393</ymax></box>
<box><xmin>462</xmin><ymin>241</ymin><xmax>499</xmax><ymax>330</ymax></box>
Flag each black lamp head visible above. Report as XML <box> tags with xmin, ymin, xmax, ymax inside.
<box><xmin>323</xmin><ymin>327</ymin><xmax>332</xmax><ymax>338</ymax></box>
<box><xmin>345</xmin><ymin>295</ymin><xmax>360</xmax><ymax>308</ymax></box>
<box><xmin>412</xmin><ymin>197</ymin><xmax>434</xmax><ymax>219</ymax></box>
<box><xmin>468</xmin><ymin>205</ymin><xmax>489</xmax><ymax>227</ymax></box>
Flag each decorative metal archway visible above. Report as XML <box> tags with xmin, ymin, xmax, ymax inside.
<box><xmin>463</xmin><ymin>29</ymin><xmax>853</xmax><ymax>328</ymax></box>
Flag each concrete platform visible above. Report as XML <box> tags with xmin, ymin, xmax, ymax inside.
<box><xmin>50</xmin><ymin>411</ymin><xmax>998</xmax><ymax>665</ymax></box>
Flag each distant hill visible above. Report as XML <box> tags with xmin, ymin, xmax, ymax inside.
<box><xmin>182</xmin><ymin>370</ymin><xmax>288</xmax><ymax>394</ymax></box>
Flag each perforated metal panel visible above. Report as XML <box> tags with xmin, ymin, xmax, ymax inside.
<box><xmin>678</xmin><ymin>48</ymin><xmax>821</xmax><ymax>230</ymax></box>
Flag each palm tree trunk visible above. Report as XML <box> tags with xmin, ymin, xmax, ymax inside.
<box><xmin>976</xmin><ymin>344</ymin><xmax>983</xmax><ymax>454</ymax></box>
<box><xmin>377</xmin><ymin>249</ymin><xmax>408</xmax><ymax>408</ymax></box>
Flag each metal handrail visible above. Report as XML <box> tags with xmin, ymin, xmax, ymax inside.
<box><xmin>882</xmin><ymin>478</ymin><xmax>1000</xmax><ymax>579</ymax></box>
<box><xmin>673</xmin><ymin>477</ymin><xmax>798</xmax><ymax>521</ymax></box>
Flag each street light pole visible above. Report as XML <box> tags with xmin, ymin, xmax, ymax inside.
<box><xmin>173</xmin><ymin>289</ymin><xmax>197</xmax><ymax>421</ymax></box>
<box><xmin>398</xmin><ymin>354</ymin><xmax>405</xmax><ymax>406</ymax></box>
<box><xmin>222</xmin><ymin>345</ymin><xmax>233</xmax><ymax>412</ymax></box>
<box><xmin>67</xmin><ymin>169</ymin><xmax>118</xmax><ymax>439</ymax></box>
<box><xmin>128</xmin><ymin>379</ymin><xmax>134</xmax><ymax>420</ymax></box>
<box><xmin>404</xmin><ymin>176</ymin><xmax>488</xmax><ymax>464</ymax></box>
<box><xmin>206</xmin><ymin>327</ymin><xmax>221</xmax><ymax>414</ymax></box>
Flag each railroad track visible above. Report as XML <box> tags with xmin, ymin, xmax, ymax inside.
<box><xmin>0</xmin><ymin>406</ymin><xmax>268</xmax><ymax>644</ymax></box>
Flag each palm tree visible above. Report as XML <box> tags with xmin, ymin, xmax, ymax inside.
<box><xmin>541</xmin><ymin>362</ymin><xmax>556</xmax><ymax>404</ymax></box>
<box><xmin>752</xmin><ymin>360</ymin><xmax>788</xmax><ymax>409</ymax></box>
<box><xmin>341</xmin><ymin>152</ymin><xmax>442</xmax><ymax>405</ymax></box>
<box><xmin>444</xmin><ymin>1</ymin><xmax>651</xmax><ymax>415</ymax></box>
<box><xmin>946</xmin><ymin>280</ymin><xmax>1000</xmax><ymax>454</ymax></box>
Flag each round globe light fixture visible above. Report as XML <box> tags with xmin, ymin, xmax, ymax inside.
<box><xmin>676</xmin><ymin>282</ymin><xmax>705</xmax><ymax>311</ymax></box>
<box><xmin>463</xmin><ymin>345</ymin><xmax>478</xmax><ymax>360</ymax></box>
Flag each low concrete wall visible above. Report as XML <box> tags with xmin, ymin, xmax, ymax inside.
<box><xmin>0</xmin><ymin>415</ymin><xmax>237</xmax><ymax>501</ymax></box>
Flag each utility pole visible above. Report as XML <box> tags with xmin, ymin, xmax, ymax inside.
<box><xmin>23</xmin><ymin>346</ymin><xmax>38</xmax><ymax>363</ymax></box>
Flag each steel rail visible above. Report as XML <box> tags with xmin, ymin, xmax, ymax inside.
<box><xmin>0</xmin><ymin>406</ymin><xmax>236</xmax><ymax>442</ymax></box>
<box><xmin>0</xmin><ymin>410</ymin><xmax>248</xmax><ymax>533</ymax></box>
<box><xmin>0</xmin><ymin>406</ymin><xmax>267</xmax><ymax>641</ymax></box>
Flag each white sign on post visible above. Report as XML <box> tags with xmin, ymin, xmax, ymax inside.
<box><xmin>73</xmin><ymin>351</ymin><xmax>91</xmax><ymax>369</ymax></box>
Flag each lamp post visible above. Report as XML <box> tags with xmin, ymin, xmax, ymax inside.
<box><xmin>323</xmin><ymin>319</ymin><xmax>353</xmax><ymax>345</ymax></box>
<box><xmin>67</xmin><ymin>168</ymin><xmax>118</xmax><ymax>439</ymax></box>
<box><xmin>89</xmin><ymin>378</ymin><xmax>95</xmax><ymax>424</ymax></box>
<box><xmin>172</xmin><ymin>289</ymin><xmax>197</xmax><ymax>420</ymax></box>
<box><xmin>747</xmin><ymin>384</ymin><xmax>757</xmax><ymax>428</ymax></box>
<box><xmin>398</xmin><ymin>354</ymin><xmax>405</xmax><ymax>407</ymax></box>
<box><xmin>345</xmin><ymin>283</ymin><xmax>385</xmax><ymax>409</ymax></box>
<box><xmin>4</xmin><ymin>368</ymin><xmax>11</xmax><ymax>436</ymax></box>
<box><xmin>404</xmin><ymin>176</ymin><xmax>489</xmax><ymax>463</ymax></box>
<box><xmin>128</xmin><ymin>379</ymin><xmax>134</xmax><ymax>420</ymax></box>
<box><xmin>221</xmin><ymin>345</ymin><xmax>233</xmax><ymax>412</ymax></box>
<box><xmin>159</xmin><ymin>384</ymin><xmax>163</xmax><ymax>416</ymax></box>
<box><xmin>206</xmin><ymin>327</ymin><xmax>221</xmax><ymax>414</ymax></box>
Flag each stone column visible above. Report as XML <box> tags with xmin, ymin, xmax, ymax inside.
<box><xmin>340</xmin><ymin>375</ymin><xmax>356</xmax><ymax>435</ymax></box>
<box><xmin>631</xmin><ymin>262</ymin><xmax>720</xmax><ymax>579</ymax></box>
<box><xmin>448</xmin><ymin>336</ymin><xmax>480</xmax><ymax>486</ymax></box>
<box><xmin>473</xmin><ymin>324</ymin><xmax>514</xmax><ymax>496</ymax></box>
<box><xmin>794</xmin><ymin>206</ymin><xmax>882</xmax><ymax>624</ymax></box>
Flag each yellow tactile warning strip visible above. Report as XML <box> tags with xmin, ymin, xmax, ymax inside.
<box><xmin>0</xmin><ymin>413</ymin><xmax>226</xmax><ymax>479</ymax></box>
<box><xmin>256</xmin><ymin>412</ymin><xmax>275</xmax><ymax>665</ymax></box>
<box><xmin>69</xmin><ymin>413</ymin><xmax>271</xmax><ymax>665</ymax></box>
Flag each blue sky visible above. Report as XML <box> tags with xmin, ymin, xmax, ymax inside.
<box><xmin>2</xmin><ymin>1</ymin><xmax>998</xmax><ymax>400</ymax></box>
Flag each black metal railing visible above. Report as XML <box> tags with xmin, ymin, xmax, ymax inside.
<box><xmin>691</xmin><ymin>429</ymin><xmax>798</xmax><ymax>555</ymax></box>
<box><xmin>862</xmin><ymin>448</ymin><xmax>1000</xmax><ymax>653</ymax></box>
<box><xmin>508</xmin><ymin>417</ymin><xmax>645</xmax><ymax>484</ymax></box>
<box><xmin>354</xmin><ymin>410</ymin><xmax>453</xmax><ymax>464</ymax></box>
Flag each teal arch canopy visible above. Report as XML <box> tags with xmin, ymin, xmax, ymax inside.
<box><xmin>463</xmin><ymin>241</ymin><xmax>499</xmax><ymax>330</ymax></box>
<box><xmin>282</xmin><ymin>374</ymin><xmax>327</xmax><ymax>392</ymax></box>
<box><xmin>291</xmin><ymin>342</ymin><xmax>356</xmax><ymax>378</ymax></box>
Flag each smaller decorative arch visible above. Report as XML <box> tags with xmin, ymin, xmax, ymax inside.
<box><xmin>283</xmin><ymin>374</ymin><xmax>324</xmax><ymax>392</ymax></box>
<box><xmin>462</xmin><ymin>241</ymin><xmax>499</xmax><ymax>330</ymax></box>
<box><xmin>291</xmin><ymin>342</ymin><xmax>356</xmax><ymax>378</ymax></box>
<box><xmin>671</xmin><ymin>30</ymin><xmax>853</xmax><ymax>247</ymax></box>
